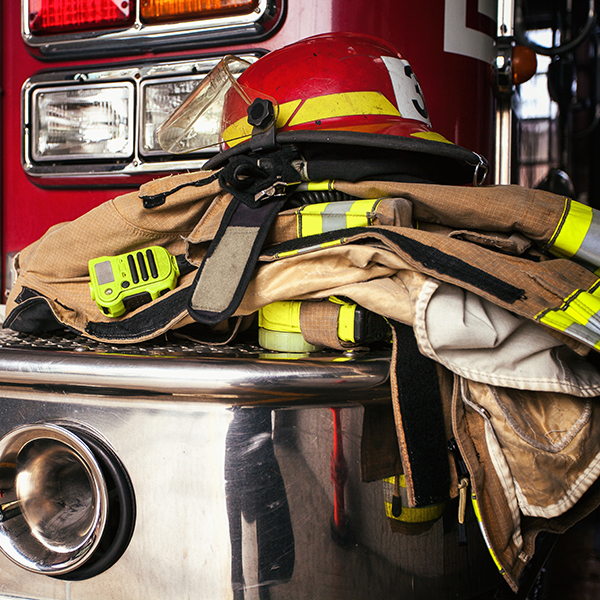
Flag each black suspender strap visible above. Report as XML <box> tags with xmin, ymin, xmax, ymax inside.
<box><xmin>389</xmin><ymin>320</ymin><xmax>450</xmax><ymax>507</ymax></box>
<box><xmin>187</xmin><ymin>149</ymin><xmax>301</xmax><ymax>325</ymax></box>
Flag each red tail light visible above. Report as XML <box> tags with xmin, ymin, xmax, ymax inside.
<box><xmin>29</xmin><ymin>0</ymin><xmax>133</xmax><ymax>34</ymax></box>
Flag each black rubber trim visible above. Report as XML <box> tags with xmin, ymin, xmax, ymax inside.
<box><xmin>54</xmin><ymin>425</ymin><xmax>136</xmax><ymax>581</ymax></box>
<box><xmin>205</xmin><ymin>130</ymin><xmax>487</xmax><ymax>185</ymax></box>
<box><xmin>86</xmin><ymin>285</ymin><xmax>189</xmax><ymax>340</ymax></box>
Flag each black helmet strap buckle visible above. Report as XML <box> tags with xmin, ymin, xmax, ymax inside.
<box><xmin>247</xmin><ymin>98</ymin><xmax>278</xmax><ymax>153</ymax></box>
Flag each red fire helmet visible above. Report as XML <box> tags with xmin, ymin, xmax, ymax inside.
<box><xmin>203</xmin><ymin>32</ymin><xmax>487</xmax><ymax>184</ymax></box>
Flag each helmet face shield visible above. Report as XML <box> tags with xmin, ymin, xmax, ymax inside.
<box><xmin>157</xmin><ymin>56</ymin><xmax>279</xmax><ymax>154</ymax></box>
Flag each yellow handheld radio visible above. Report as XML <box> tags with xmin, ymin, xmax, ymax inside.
<box><xmin>89</xmin><ymin>246</ymin><xmax>180</xmax><ymax>318</ymax></box>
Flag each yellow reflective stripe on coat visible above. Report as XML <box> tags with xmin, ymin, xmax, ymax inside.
<box><xmin>471</xmin><ymin>492</ymin><xmax>506</xmax><ymax>575</ymax></box>
<box><xmin>274</xmin><ymin>238</ymin><xmax>345</xmax><ymax>259</ymax></box>
<box><xmin>547</xmin><ymin>198</ymin><xmax>600</xmax><ymax>269</ymax></box>
<box><xmin>383</xmin><ymin>476</ymin><xmax>445</xmax><ymax>523</ymax></box>
<box><xmin>297</xmin><ymin>198</ymin><xmax>382</xmax><ymax>237</ymax></box>
<box><xmin>536</xmin><ymin>282</ymin><xmax>600</xmax><ymax>350</ymax></box>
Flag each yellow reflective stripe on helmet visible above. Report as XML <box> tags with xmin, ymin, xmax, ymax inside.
<box><xmin>547</xmin><ymin>198</ymin><xmax>600</xmax><ymax>268</ymax></box>
<box><xmin>288</xmin><ymin>91</ymin><xmax>400</xmax><ymax>127</ymax></box>
<box><xmin>410</xmin><ymin>131</ymin><xmax>452</xmax><ymax>144</ymax></box>
<box><xmin>222</xmin><ymin>99</ymin><xmax>302</xmax><ymax>147</ymax></box>
<box><xmin>297</xmin><ymin>198</ymin><xmax>381</xmax><ymax>237</ymax></box>
<box><xmin>536</xmin><ymin>283</ymin><xmax>600</xmax><ymax>350</ymax></box>
<box><xmin>223</xmin><ymin>91</ymin><xmax>400</xmax><ymax>146</ymax></box>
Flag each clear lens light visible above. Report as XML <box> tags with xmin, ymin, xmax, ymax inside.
<box><xmin>33</xmin><ymin>84</ymin><xmax>134</xmax><ymax>161</ymax></box>
<box><xmin>142</xmin><ymin>78</ymin><xmax>205</xmax><ymax>155</ymax></box>
<box><xmin>143</xmin><ymin>76</ymin><xmax>226</xmax><ymax>155</ymax></box>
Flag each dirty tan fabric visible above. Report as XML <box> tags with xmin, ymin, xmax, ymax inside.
<box><xmin>454</xmin><ymin>374</ymin><xmax>600</xmax><ymax>592</ymax></box>
<box><xmin>463</xmin><ymin>380</ymin><xmax>600</xmax><ymax>519</ymax></box>
<box><xmin>298</xmin><ymin>300</ymin><xmax>347</xmax><ymax>350</ymax></box>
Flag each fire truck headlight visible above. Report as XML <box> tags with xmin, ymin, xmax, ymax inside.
<box><xmin>0</xmin><ymin>424</ymin><xmax>108</xmax><ymax>575</ymax></box>
<box><xmin>141</xmin><ymin>77</ymin><xmax>223</xmax><ymax>156</ymax></box>
<box><xmin>31</xmin><ymin>83</ymin><xmax>134</xmax><ymax>161</ymax></box>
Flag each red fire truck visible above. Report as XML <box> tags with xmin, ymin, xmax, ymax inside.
<box><xmin>0</xmin><ymin>1</ymin><xmax>546</xmax><ymax>599</ymax></box>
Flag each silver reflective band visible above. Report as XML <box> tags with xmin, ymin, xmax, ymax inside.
<box><xmin>575</xmin><ymin>208</ymin><xmax>600</xmax><ymax>269</ymax></box>
<box><xmin>0</xmin><ymin>424</ymin><xmax>108</xmax><ymax>575</ymax></box>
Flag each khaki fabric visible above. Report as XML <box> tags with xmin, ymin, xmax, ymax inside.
<box><xmin>6</xmin><ymin>171</ymin><xmax>220</xmax><ymax>338</ymax></box>
<box><xmin>333</xmin><ymin>181</ymin><xmax>565</xmax><ymax>244</ymax></box>
<box><xmin>6</xmin><ymin>174</ymin><xmax>598</xmax><ymax>348</ymax></box>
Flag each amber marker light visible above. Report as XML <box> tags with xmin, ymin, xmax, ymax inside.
<box><xmin>140</xmin><ymin>0</ymin><xmax>259</xmax><ymax>22</ymax></box>
<box><xmin>512</xmin><ymin>45</ymin><xmax>538</xmax><ymax>86</ymax></box>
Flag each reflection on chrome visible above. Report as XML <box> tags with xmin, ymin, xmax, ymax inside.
<box><xmin>0</xmin><ymin>501</ymin><xmax>21</xmax><ymax>523</ymax></box>
<box><xmin>16</xmin><ymin>439</ymin><xmax>99</xmax><ymax>553</ymax></box>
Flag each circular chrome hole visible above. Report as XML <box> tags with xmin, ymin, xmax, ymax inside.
<box><xmin>0</xmin><ymin>424</ymin><xmax>108</xmax><ymax>575</ymax></box>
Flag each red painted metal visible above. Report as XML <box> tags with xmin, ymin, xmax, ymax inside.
<box><xmin>1</xmin><ymin>0</ymin><xmax>496</xmax><ymax>291</ymax></box>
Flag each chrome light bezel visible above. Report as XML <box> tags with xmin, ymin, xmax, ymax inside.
<box><xmin>0</xmin><ymin>423</ymin><xmax>109</xmax><ymax>576</ymax></box>
<box><xmin>22</xmin><ymin>54</ymin><xmax>259</xmax><ymax>181</ymax></box>
<box><xmin>30</xmin><ymin>81</ymin><xmax>135</xmax><ymax>162</ymax></box>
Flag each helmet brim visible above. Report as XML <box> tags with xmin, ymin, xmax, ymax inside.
<box><xmin>205</xmin><ymin>129</ymin><xmax>488</xmax><ymax>186</ymax></box>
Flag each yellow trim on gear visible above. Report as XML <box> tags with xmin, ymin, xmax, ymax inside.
<box><xmin>296</xmin><ymin>198</ymin><xmax>380</xmax><ymax>238</ymax></box>
<box><xmin>471</xmin><ymin>493</ymin><xmax>506</xmax><ymax>575</ymax></box>
<box><xmin>306</xmin><ymin>180</ymin><xmax>335</xmax><ymax>191</ymax></box>
<box><xmin>383</xmin><ymin>476</ymin><xmax>445</xmax><ymax>523</ymax></box>
<box><xmin>548</xmin><ymin>199</ymin><xmax>593</xmax><ymax>259</ymax></box>
<box><xmin>298</xmin><ymin>203</ymin><xmax>329</xmax><ymax>237</ymax></box>
<box><xmin>274</xmin><ymin>238</ymin><xmax>345</xmax><ymax>259</ymax></box>
<box><xmin>536</xmin><ymin>282</ymin><xmax>600</xmax><ymax>350</ymax></box>
<box><xmin>346</xmin><ymin>199</ymin><xmax>380</xmax><ymax>228</ymax></box>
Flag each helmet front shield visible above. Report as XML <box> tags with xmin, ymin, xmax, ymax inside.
<box><xmin>157</xmin><ymin>55</ymin><xmax>279</xmax><ymax>154</ymax></box>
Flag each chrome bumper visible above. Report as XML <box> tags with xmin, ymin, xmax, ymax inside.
<box><xmin>0</xmin><ymin>329</ymin><xmax>499</xmax><ymax>599</ymax></box>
